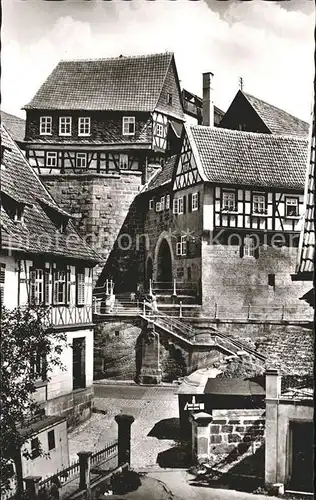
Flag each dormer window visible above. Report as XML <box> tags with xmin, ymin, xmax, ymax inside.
<box><xmin>14</xmin><ymin>206</ymin><xmax>24</xmax><ymax>223</ymax></box>
<box><xmin>59</xmin><ymin>117</ymin><xmax>72</xmax><ymax>136</ymax></box>
<box><xmin>78</xmin><ymin>117</ymin><xmax>91</xmax><ymax>136</ymax></box>
<box><xmin>40</xmin><ymin>116</ymin><xmax>52</xmax><ymax>135</ymax></box>
<box><xmin>122</xmin><ymin>117</ymin><xmax>135</xmax><ymax>136</ymax></box>
<box><xmin>167</xmin><ymin>93</ymin><xmax>173</xmax><ymax>105</ymax></box>
<box><xmin>1</xmin><ymin>193</ymin><xmax>25</xmax><ymax>223</ymax></box>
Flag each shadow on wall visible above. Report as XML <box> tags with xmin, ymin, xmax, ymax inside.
<box><xmin>96</xmin><ymin>197</ymin><xmax>145</xmax><ymax>293</ymax></box>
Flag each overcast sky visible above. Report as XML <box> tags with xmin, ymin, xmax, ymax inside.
<box><xmin>2</xmin><ymin>0</ymin><xmax>315</xmax><ymax>121</ymax></box>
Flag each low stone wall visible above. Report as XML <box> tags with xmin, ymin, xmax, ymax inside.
<box><xmin>210</xmin><ymin>409</ymin><xmax>265</xmax><ymax>457</ymax></box>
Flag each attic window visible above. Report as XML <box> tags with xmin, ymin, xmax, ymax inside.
<box><xmin>59</xmin><ymin>218</ymin><xmax>68</xmax><ymax>233</ymax></box>
<box><xmin>14</xmin><ymin>206</ymin><xmax>24</xmax><ymax>223</ymax></box>
<box><xmin>40</xmin><ymin>116</ymin><xmax>52</xmax><ymax>135</ymax></box>
<box><xmin>167</xmin><ymin>93</ymin><xmax>173</xmax><ymax>105</ymax></box>
<box><xmin>122</xmin><ymin>117</ymin><xmax>135</xmax><ymax>136</ymax></box>
<box><xmin>59</xmin><ymin>117</ymin><xmax>72</xmax><ymax>136</ymax></box>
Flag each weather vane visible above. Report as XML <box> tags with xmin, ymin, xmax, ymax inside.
<box><xmin>239</xmin><ymin>76</ymin><xmax>244</xmax><ymax>91</ymax></box>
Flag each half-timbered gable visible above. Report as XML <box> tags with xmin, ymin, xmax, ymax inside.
<box><xmin>220</xmin><ymin>90</ymin><xmax>309</xmax><ymax>136</ymax></box>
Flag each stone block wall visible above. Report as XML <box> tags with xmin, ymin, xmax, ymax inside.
<box><xmin>41</xmin><ymin>172</ymin><xmax>142</xmax><ymax>284</ymax></box>
<box><xmin>209</xmin><ymin>409</ymin><xmax>265</xmax><ymax>459</ymax></box>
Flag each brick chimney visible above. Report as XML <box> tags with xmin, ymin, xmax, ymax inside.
<box><xmin>265</xmin><ymin>368</ymin><xmax>281</xmax><ymax>399</ymax></box>
<box><xmin>202</xmin><ymin>72</ymin><xmax>214</xmax><ymax>127</ymax></box>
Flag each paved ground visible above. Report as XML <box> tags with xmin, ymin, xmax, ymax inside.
<box><xmin>68</xmin><ymin>384</ymin><xmax>180</xmax><ymax>468</ymax></box>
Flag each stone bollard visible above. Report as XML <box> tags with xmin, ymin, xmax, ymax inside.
<box><xmin>115</xmin><ymin>414</ymin><xmax>135</xmax><ymax>467</ymax></box>
<box><xmin>190</xmin><ymin>412</ymin><xmax>213</xmax><ymax>464</ymax></box>
<box><xmin>77</xmin><ymin>451</ymin><xmax>92</xmax><ymax>495</ymax></box>
<box><xmin>23</xmin><ymin>476</ymin><xmax>42</xmax><ymax>500</ymax></box>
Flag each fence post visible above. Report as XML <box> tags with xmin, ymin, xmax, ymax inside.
<box><xmin>115</xmin><ymin>414</ymin><xmax>135</xmax><ymax>467</ymax></box>
<box><xmin>143</xmin><ymin>301</ymin><xmax>146</xmax><ymax>315</ymax></box>
<box><xmin>179</xmin><ymin>301</ymin><xmax>183</xmax><ymax>318</ymax></box>
<box><xmin>214</xmin><ymin>302</ymin><xmax>218</xmax><ymax>319</ymax></box>
<box><xmin>247</xmin><ymin>303</ymin><xmax>251</xmax><ymax>320</ymax></box>
<box><xmin>23</xmin><ymin>476</ymin><xmax>42</xmax><ymax>500</ymax></box>
<box><xmin>77</xmin><ymin>451</ymin><xmax>92</xmax><ymax>495</ymax></box>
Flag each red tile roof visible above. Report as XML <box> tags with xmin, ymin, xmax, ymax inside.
<box><xmin>188</xmin><ymin>125</ymin><xmax>308</xmax><ymax>190</ymax></box>
<box><xmin>0</xmin><ymin>124</ymin><xmax>100</xmax><ymax>262</ymax></box>
<box><xmin>243</xmin><ymin>92</ymin><xmax>309</xmax><ymax>136</ymax></box>
<box><xmin>23</xmin><ymin>52</ymin><xmax>184</xmax><ymax>119</ymax></box>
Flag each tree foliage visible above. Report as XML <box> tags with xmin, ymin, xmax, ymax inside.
<box><xmin>0</xmin><ymin>305</ymin><xmax>67</xmax><ymax>493</ymax></box>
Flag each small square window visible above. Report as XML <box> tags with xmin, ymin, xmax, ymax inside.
<box><xmin>167</xmin><ymin>93</ymin><xmax>173</xmax><ymax>105</ymax></box>
<box><xmin>76</xmin><ymin>153</ymin><xmax>87</xmax><ymax>169</ymax></box>
<box><xmin>40</xmin><ymin>116</ymin><xmax>52</xmax><ymax>135</ymax></box>
<box><xmin>119</xmin><ymin>154</ymin><xmax>129</xmax><ymax>169</ymax></box>
<box><xmin>59</xmin><ymin>117</ymin><xmax>72</xmax><ymax>136</ymax></box>
<box><xmin>78</xmin><ymin>117</ymin><xmax>90</xmax><ymax>136</ymax></box>
<box><xmin>285</xmin><ymin>198</ymin><xmax>299</xmax><ymax>217</ymax></box>
<box><xmin>46</xmin><ymin>152</ymin><xmax>57</xmax><ymax>168</ymax></box>
<box><xmin>149</xmin><ymin>199</ymin><xmax>154</xmax><ymax>211</ymax></box>
<box><xmin>122</xmin><ymin>117</ymin><xmax>135</xmax><ymax>136</ymax></box>
<box><xmin>47</xmin><ymin>430</ymin><xmax>55</xmax><ymax>451</ymax></box>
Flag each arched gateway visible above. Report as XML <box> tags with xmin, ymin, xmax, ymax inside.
<box><xmin>156</xmin><ymin>239</ymin><xmax>172</xmax><ymax>284</ymax></box>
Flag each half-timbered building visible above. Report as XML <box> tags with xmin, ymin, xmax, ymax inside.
<box><xmin>138</xmin><ymin>123</ymin><xmax>311</xmax><ymax>317</ymax></box>
<box><xmin>1</xmin><ymin>123</ymin><xmax>100</xmax><ymax>438</ymax></box>
<box><xmin>22</xmin><ymin>52</ymin><xmax>185</xmax><ymax>282</ymax></box>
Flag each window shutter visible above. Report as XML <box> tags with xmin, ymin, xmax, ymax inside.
<box><xmin>29</xmin><ymin>268</ymin><xmax>36</xmax><ymax>304</ymax></box>
<box><xmin>0</xmin><ymin>263</ymin><xmax>6</xmax><ymax>305</ymax></box>
<box><xmin>188</xmin><ymin>193</ymin><xmax>192</xmax><ymax>212</ymax></box>
<box><xmin>76</xmin><ymin>270</ymin><xmax>85</xmax><ymax>306</ymax></box>
<box><xmin>183</xmin><ymin>196</ymin><xmax>187</xmax><ymax>214</ymax></box>
<box><xmin>53</xmin><ymin>269</ymin><xmax>58</xmax><ymax>305</ymax></box>
<box><xmin>67</xmin><ymin>266</ymin><xmax>71</xmax><ymax>304</ymax></box>
<box><xmin>44</xmin><ymin>268</ymin><xmax>50</xmax><ymax>305</ymax></box>
<box><xmin>173</xmin><ymin>198</ymin><xmax>178</xmax><ymax>214</ymax></box>
<box><xmin>197</xmin><ymin>191</ymin><xmax>200</xmax><ymax>210</ymax></box>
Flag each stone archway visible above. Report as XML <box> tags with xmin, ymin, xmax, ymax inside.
<box><xmin>156</xmin><ymin>239</ymin><xmax>172</xmax><ymax>284</ymax></box>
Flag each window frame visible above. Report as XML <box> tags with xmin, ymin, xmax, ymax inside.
<box><xmin>59</xmin><ymin>116</ymin><xmax>72</xmax><ymax>136</ymax></box>
<box><xmin>46</xmin><ymin>152</ymin><xmax>58</xmax><ymax>168</ymax></box>
<box><xmin>156</xmin><ymin>123</ymin><xmax>164</xmax><ymax>138</ymax></box>
<box><xmin>53</xmin><ymin>268</ymin><xmax>67</xmax><ymax>305</ymax></box>
<box><xmin>31</xmin><ymin>438</ymin><xmax>41</xmax><ymax>460</ymax></box>
<box><xmin>122</xmin><ymin>116</ymin><xmax>136</xmax><ymax>136</ymax></box>
<box><xmin>78</xmin><ymin>117</ymin><xmax>91</xmax><ymax>136</ymax></box>
<box><xmin>40</xmin><ymin>116</ymin><xmax>52</xmax><ymax>136</ymax></box>
<box><xmin>176</xmin><ymin>235</ymin><xmax>187</xmax><ymax>256</ymax></box>
<box><xmin>160</xmin><ymin>196</ymin><xmax>165</xmax><ymax>211</ymax></box>
<box><xmin>285</xmin><ymin>196</ymin><xmax>299</xmax><ymax>218</ymax></box>
<box><xmin>222</xmin><ymin>190</ymin><xmax>236</xmax><ymax>212</ymax></box>
<box><xmin>252</xmin><ymin>193</ymin><xmax>267</xmax><ymax>215</ymax></box>
<box><xmin>242</xmin><ymin>236</ymin><xmax>259</xmax><ymax>259</ymax></box>
<box><xmin>76</xmin><ymin>152</ymin><xmax>87</xmax><ymax>169</ymax></box>
<box><xmin>192</xmin><ymin>192</ymin><xmax>199</xmax><ymax>212</ymax></box>
<box><xmin>47</xmin><ymin>430</ymin><xmax>56</xmax><ymax>451</ymax></box>
<box><xmin>165</xmin><ymin>194</ymin><xmax>170</xmax><ymax>210</ymax></box>
<box><xmin>167</xmin><ymin>93</ymin><xmax>173</xmax><ymax>105</ymax></box>
<box><xmin>119</xmin><ymin>153</ymin><xmax>129</xmax><ymax>170</ymax></box>
<box><xmin>156</xmin><ymin>201</ymin><xmax>162</xmax><ymax>213</ymax></box>
<box><xmin>178</xmin><ymin>197</ymin><xmax>184</xmax><ymax>215</ymax></box>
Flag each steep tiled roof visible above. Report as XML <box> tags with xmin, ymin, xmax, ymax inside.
<box><xmin>24</xmin><ymin>52</ymin><xmax>184</xmax><ymax>119</ymax></box>
<box><xmin>243</xmin><ymin>92</ymin><xmax>309</xmax><ymax>136</ymax></box>
<box><xmin>1</xmin><ymin>111</ymin><xmax>26</xmax><ymax>143</ymax></box>
<box><xmin>143</xmin><ymin>155</ymin><xmax>177</xmax><ymax>192</ymax></box>
<box><xmin>296</xmin><ymin>115</ymin><xmax>315</xmax><ymax>276</ymax></box>
<box><xmin>189</xmin><ymin>125</ymin><xmax>308</xmax><ymax>190</ymax></box>
<box><xmin>0</xmin><ymin>124</ymin><xmax>100</xmax><ymax>262</ymax></box>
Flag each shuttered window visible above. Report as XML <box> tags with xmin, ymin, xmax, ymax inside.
<box><xmin>76</xmin><ymin>269</ymin><xmax>85</xmax><ymax>306</ymax></box>
<box><xmin>0</xmin><ymin>263</ymin><xmax>5</xmax><ymax>305</ymax></box>
<box><xmin>29</xmin><ymin>267</ymin><xmax>50</xmax><ymax>305</ymax></box>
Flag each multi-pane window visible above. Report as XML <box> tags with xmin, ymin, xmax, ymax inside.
<box><xmin>165</xmin><ymin>195</ymin><xmax>170</xmax><ymax>210</ymax></box>
<box><xmin>222</xmin><ymin>191</ymin><xmax>236</xmax><ymax>211</ymax></box>
<box><xmin>0</xmin><ymin>263</ymin><xmax>5</xmax><ymax>305</ymax></box>
<box><xmin>119</xmin><ymin>154</ymin><xmax>129</xmax><ymax>169</ymax></box>
<box><xmin>149</xmin><ymin>199</ymin><xmax>154</xmax><ymax>210</ymax></box>
<box><xmin>59</xmin><ymin>117</ymin><xmax>72</xmax><ymax>136</ymax></box>
<box><xmin>46</xmin><ymin>152</ymin><xmax>57</xmax><ymax>168</ymax></box>
<box><xmin>173</xmin><ymin>197</ymin><xmax>184</xmax><ymax>214</ymax></box>
<box><xmin>176</xmin><ymin>235</ymin><xmax>187</xmax><ymax>256</ymax></box>
<box><xmin>122</xmin><ymin>116</ymin><xmax>135</xmax><ymax>135</ymax></box>
<box><xmin>156</xmin><ymin>124</ymin><xmax>163</xmax><ymax>137</ymax></box>
<box><xmin>30</xmin><ymin>349</ymin><xmax>46</xmax><ymax>380</ymax></box>
<box><xmin>53</xmin><ymin>269</ymin><xmax>66</xmax><ymax>304</ymax></box>
<box><xmin>76</xmin><ymin>269</ymin><xmax>85</xmax><ymax>306</ymax></box>
<box><xmin>78</xmin><ymin>117</ymin><xmax>91</xmax><ymax>136</ymax></box>
<box><xmin>30</xmin><ymin>267</ymin><xmax>49</xmax><ymax>305</ymax></box>
<box><xmin>252</xmin><ymin>194</ymin><xmax>266</xmax><ymax>214</ymax></box>
<box><xmin>48</xmin><ymin>430</ymin><xmax>56</xmax><ymax>451</ymax></box>
<box><xmin>76</xmin><ymin>153</ymin><xmax>87</xmax><ymax>169</ymax></box>
<box><xmin>243</xmin><ymin>237</ymin><xmax>256</xmax><ymax>258</ymax></box>
<box><xmin>40</xmin><ymin>116</ymin><xmax>52</xmax><ymax>135</ymax></box>
<box><xmin>192</xmin><ymin>192</ymin><xmax>199</xmax><ymax>211</ymax></box>
<box><xmin>285</xmin><ymin>197</ymin><xmax>299</xmax><ymax>217</ymax></box>
<box><xmin>178</xmin><ymin>197</ymin><xmax>184</xmax><ymax>214</ymax></box>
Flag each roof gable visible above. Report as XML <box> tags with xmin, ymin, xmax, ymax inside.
<box><xmin>189</xmin><ymin>125</ymin><xmax>308</xmax><ymax>190</ymax></box>
<box><xmin>155</xmin><ymin>56</ymin><xmax>184</xmax><ymax>120</ymax></box>
<box><xmin>24</xmin><ymin>52</ymin><xmax>183</xmax><ymax>115</ymax></box>
<box><xmin>0</xmin><ymin>124</ymin><xmax>99</xmax><ymax>262</ymax></box>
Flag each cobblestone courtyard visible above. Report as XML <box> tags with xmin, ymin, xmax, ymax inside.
<box><xmin>68</xmin><ymin>383</ymin><xmax>180</xmax><ymax>469</ymax></box>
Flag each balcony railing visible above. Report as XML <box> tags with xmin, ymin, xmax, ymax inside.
<box><xmin>43</xmin><ymin>305</ymin><xmax>93</xmax><ymax>327</ymax></box>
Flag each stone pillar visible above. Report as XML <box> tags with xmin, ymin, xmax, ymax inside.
<box><xmin>115</xmin><ymin>414</ymin><xmax>135</xmax><ymax>466</ymax></box>
<box><xmin>139</xmin><ymin>321</ymin><xmax>162</xmax><ymax>384</ymax></box>
<box><xmin>78</xmin><ymin>451</ymin><xmax>92</xmax><ymax>492</ymax></box>
<box><xmin>265</xmin><ymin>369</ymin><xmax>281</xmax><ymax>487</ymax></box>
<box><xmin>23</xmin><ymin>476</ymin><xmax>42</xmax><ymax>499</ymax></box>
<box><xmin>190</xmin><ymin>412</ymin><xmax>213</xmax><ymax>464</ymax></box>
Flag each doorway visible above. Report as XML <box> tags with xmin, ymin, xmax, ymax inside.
<box><xmin>157</xmin><ymin>239</ymin><xmax>172</xmax><ymax>284</ymax></box>
<box><xmin>73</xmin><ymin>337</ymin><xmax>86</xmax><ymax>390</ymax></box>
<box><xmin>289</xmin><ymin>421</ymin><xmax>313</xmax><ymax>492</ymax></box>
